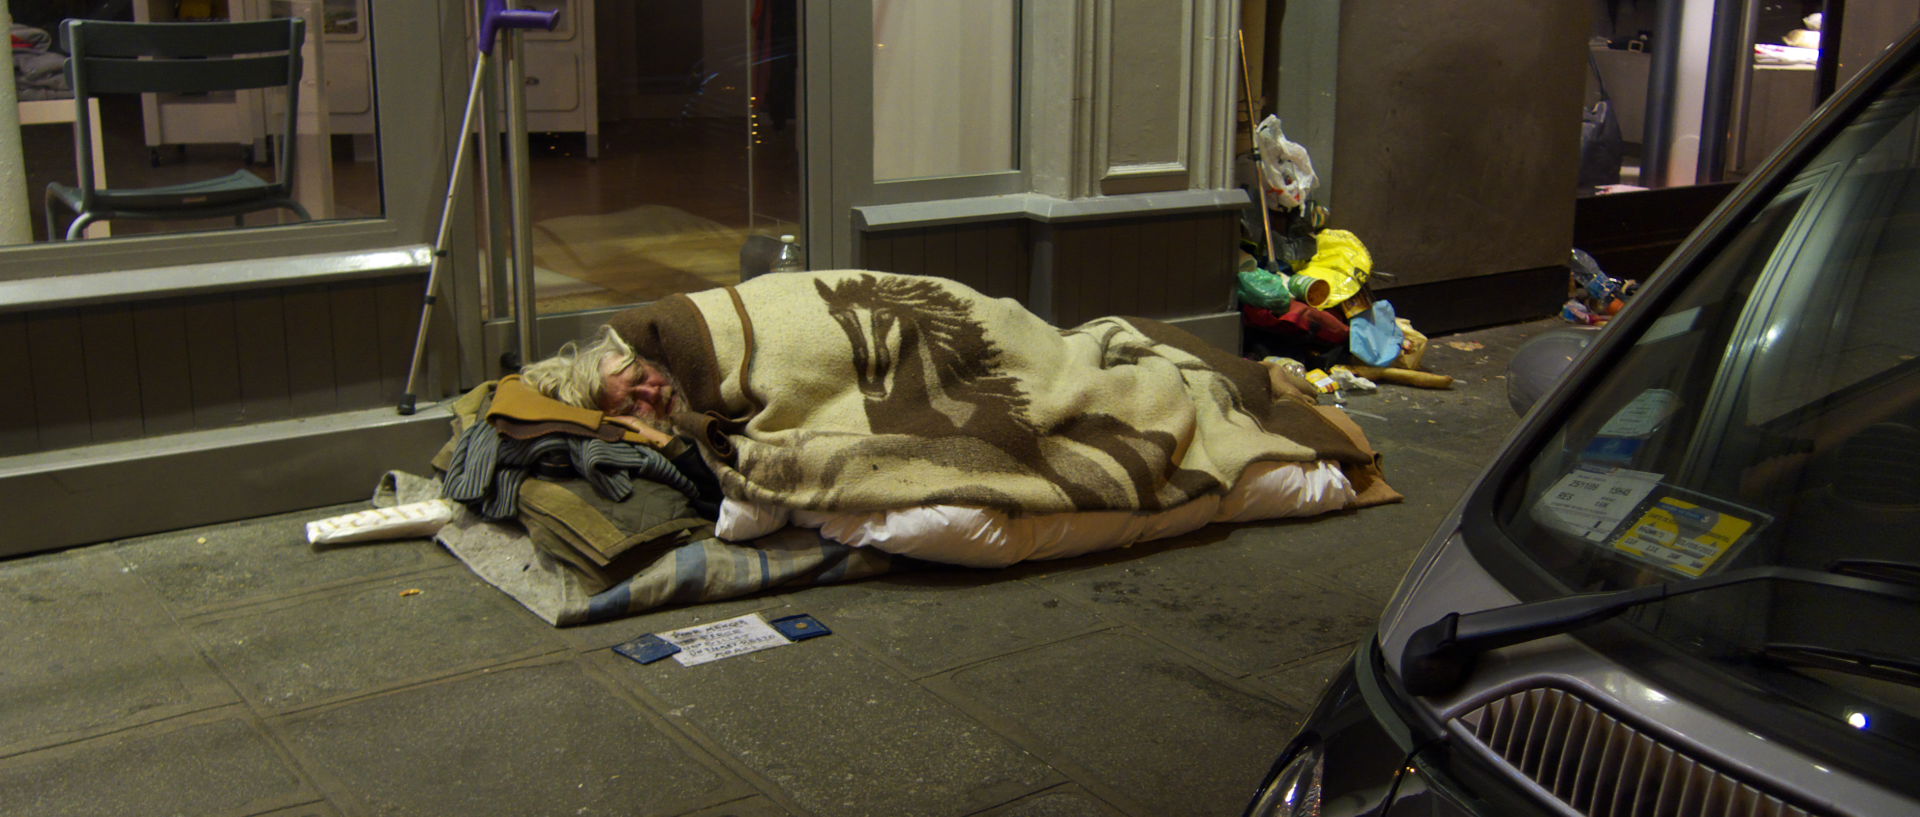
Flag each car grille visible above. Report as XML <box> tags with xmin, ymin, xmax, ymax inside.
<box><xmin>1453</xmin><ymin>686</ymin><xmax>1819</xmax><ymax>817</ymax></box>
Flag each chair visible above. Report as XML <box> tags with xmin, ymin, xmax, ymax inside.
<box><xmin>44</xmin><ymin>18</ymin><xmax>310</xmax><ymax>241</ymax></box>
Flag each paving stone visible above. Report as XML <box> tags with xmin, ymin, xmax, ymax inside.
<box><xmin>1258</xmin><ymin>647</ymin><xmax>1356</xmax><ymax>710</ymax></box>
<box><xmin>1341</xmin><ymin>319</ymin><xmax>1545</xmax><ymax>468</ymax></box>
<box><xmin>1037</xmin><ymin>536</ymin><xmax>1381</xmax><ymax>676</ymax></box>
<box><xmin>0</xmin><ymin>546</ymin><xmax>236</xmax><ymax>756</ymax></box>
<box><xmin>558</xmin><ymin>593</ymin><xmax>793</xmax><ymax>652</ymax></box>
<box><xmin>674</xmin><ymin>796</ymin><xmax>797</xmax><ymax>817</ymax></box>
<box><xmin>279</xmin><ymin>660</ymin><xmax>739</xmax><ymax>817</ymax></box>
<box><xmin>0</xmin><ymin>712</ymin><xmax>313</xmax><ymax>817</ymax></box>
<box><xmin>189</xmin><ymin>568</ymin><xmax>561</xmax><ymax>713</ymax></box>
<box><xmin>941</xmin><ymin>631</ymin><xmax>1298</xmax><ymax>817</ymax></box>
<box><xmin>972</xmin><ymin>786</ymin><xmax>1126</xmax><ymax>817</ymax></box>
<box><xmin>626</xmin><ymin>636</ymin><xmax>1057</xmax><ymax>817</ymax></box>
<box><xmin>117</xmin><ymin>502</ymin><xmax>454</xmax><ymax>615</ymax></box>
<box><xmin>818</xmin><ymin>573</ymin><xmax>1108</xmax><ymax>677</ymax></box>
<box><xmin>1326</xmin><ymin>548</ymin><xmax>1421</xmax><ymax>604</ymax></box>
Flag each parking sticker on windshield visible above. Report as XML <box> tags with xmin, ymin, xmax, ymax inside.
<box><xmin>1598</xmin><ymin>389</ymin><xmax>1679</xmax><ymax>438</ymax></box>
<box><xmin>1610</xmin><ymin>492</ymin><xmax>1769</xmax><ymax>578</ymax></box>
<box><xmin>1535</xmin><ymin>464</ymin><xmax>1663</xmax><ymax>541</ymax></box>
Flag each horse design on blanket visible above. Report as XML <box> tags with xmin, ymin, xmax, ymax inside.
<box><xmin>610</xmin><ymin>270</ymin><xmax>1350</xmax><ymax>514</ymax></box>
<box><xmin>812</xmin><ymin>273</ymin><xmax>1215</xmax><ymax>509</ymax></box>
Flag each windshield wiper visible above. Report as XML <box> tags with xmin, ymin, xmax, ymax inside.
<box><xmin>1828</xmin><ymin>558</ymin><xmax>1920</xmax><ymax>587</ymax></box>
<box><xmin>1399</xmin><ymin>566</ymin><xmax>1920</xmax><ymax>697</ymax></box>
<box><xmin>1762</xmin><ymin>643</ymin><xmax>1920</xmax><ymax>689</ymax></box>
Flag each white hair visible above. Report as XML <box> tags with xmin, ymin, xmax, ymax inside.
<box><xmin>518</xmin><ymin>325</ymin><xmax>638</xmax><ymax>411</ymax></box>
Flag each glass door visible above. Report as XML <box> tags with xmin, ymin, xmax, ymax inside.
<box><xmin>491</xmin><ymin>0</ymin><xmax>804</xmax><ymax>351</ymax></box>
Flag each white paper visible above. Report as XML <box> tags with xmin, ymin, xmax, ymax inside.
<box><xmin>1536</xmin><ymin>464</ymin><xmax>1663</xmax><ymax>541</ymax></box>
<box><xmin>1639</xmin><ymin>307</ymin><xmax>1698</xmax><ymax>345</ymax></box>
<box><xmin>660</xmin><ymin>614</ymin><xmax>792</xmax><ymax>666</ymax></box>
<box><xmin>1598</xmin><ymin>389</ymin><xmax>1679</xmax><ymax>438</ymax></box>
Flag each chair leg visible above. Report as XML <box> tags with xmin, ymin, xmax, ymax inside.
<box><xmin>285</xmin><ymin>201</ymin><xmax>312</xmax><ymax>221</ymax></box>
<box><xmin>43</xmin><ymin>190</ymin><xmax>65</xmax><ymax>242</ymax></box>
<box><xmin>65</xmin><ymin>213</ymin><xmax>97</xmax><ymax>242</ymax></box>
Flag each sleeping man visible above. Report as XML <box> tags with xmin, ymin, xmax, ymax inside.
<box><xmin>515</xmin><ymin>269</ymin><xmax>1398</xmax><ymax>566</ymax></box>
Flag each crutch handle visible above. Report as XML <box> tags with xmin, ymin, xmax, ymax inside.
<box><xmin>479</xmin><ymin>0</ymin><xmax>558</xmax><ymax>56</ymax></box>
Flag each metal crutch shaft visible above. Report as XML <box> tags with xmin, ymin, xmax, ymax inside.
<box><xmin>398</xmin><ymin>0</ymin><xmax>558</xmax><ymax>415</ymax></box>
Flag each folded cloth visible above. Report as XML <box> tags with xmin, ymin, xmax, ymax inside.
<box><xmin>442</xmin><ymin>422</ymin><xmax>698</xmax><ymax>520</ymax></box>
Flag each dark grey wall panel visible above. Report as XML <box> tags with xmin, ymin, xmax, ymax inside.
<box><xmin>374</xmin><ymin>277</ymin><xmax>420</xmax><ymax>408</ymax></box>
<box><xmin>133</xmin><ymin>303</ymin><xmax>197</xmax><ymax>438</ymax></box>
<box><xmin>0</xmin><ymin>273</ymin><xmax>427</xmax><ymax>457</ymax></box>
<box><xmin>861</xmin><ymin>222</ymin><xmax>1034</xmax><ymax>303</ymax></box>
<box><xmin>79</xmin><ymin>305</ymin><xmax>144</xmax><ymax>444</ymax></box>
<box><xmin>0</xmin><ymin>315</ymin><xmax>39</xmax><ymax>455</ymax></box>
<box><xmin>233</xmin><ymin>289</ymin><xmax>293</xmax><ymax>424</ymax></box>
<box><xmin>184</xmin><ymin>297</ymin><xmax>245</xmax><ymax>430</ymax></box>
<box><xmin>981</xmin><ymin>221</ymin><xmax>1028</xmax><ymax>301</ymax></box>
<box><xmin>282</xmin><ymin>284</ymin><xmax>342</xmax><ymax>413</ymax></box>
<box><xmin>859</xmin><ymin>213</ymin><xmax>1229</xmax><ymax>329</ymax></box>
<box><xmin>26</xmin><ymin>312</ymin><xmax>89</xmax><ymax>450</ymax></box>
<box><xmin>1049</xmin><ymin>213</ymin><xmax>1236</xmax><ymax>325</ymax></box>
<box><xmin>327</xmin><ymin>284</ymin><xmax>384</xmax><ymax>409</ymax></box>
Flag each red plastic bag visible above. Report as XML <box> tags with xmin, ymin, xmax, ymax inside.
<box><xmin>1241</xmin><ymin>302</ymin><xmax>1349</xmax><ymax>348</ymax></box>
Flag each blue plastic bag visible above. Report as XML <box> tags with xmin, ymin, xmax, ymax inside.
<box><xmin>1349</xmin><ymin>300</ymin><xmax>1405</xmax><ymax>367</ymax></box>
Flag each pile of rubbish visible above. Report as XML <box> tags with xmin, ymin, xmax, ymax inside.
<box><xmin>1236</xmin><ymin>116</ymin><xmax>1450</xmax><ymax>395</ymax></box>
<box><xmin>1561</xmin><ymin>248</ymin><xmax>1637</xmax><ymax>326</ymax></box>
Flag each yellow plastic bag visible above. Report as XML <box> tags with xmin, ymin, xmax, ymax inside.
<box><xmin>1291</xmin><ymin>229</ymin><xmax>1372</xmax><ymax>308</ymax></box>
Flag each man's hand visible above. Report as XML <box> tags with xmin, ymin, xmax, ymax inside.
<box><xmin>605</xmin><ymin>414</ymin><xmax>675</xmax><ymax>447</ymax></box>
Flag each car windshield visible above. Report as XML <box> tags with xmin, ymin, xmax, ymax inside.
<box><xmin>1494</xmin><ymin>56</ymin><xmax>1920</xmax><ymax>779</ymax></box>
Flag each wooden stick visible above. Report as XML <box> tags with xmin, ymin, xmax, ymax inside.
<box><xmin>1237</xmin><ymin>29</ymin><xmax>1279</xmax><ymax>269</ymax></box>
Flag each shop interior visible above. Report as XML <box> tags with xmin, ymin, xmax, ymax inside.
<box><xmin>9</xmin><ymin>0</ymin><xmax>802</xmax><ymax>316</ymax></box>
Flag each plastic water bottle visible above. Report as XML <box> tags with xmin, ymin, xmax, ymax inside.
<box><xmin>771</xmin><ymin>234</ymin><xmax>805</xmax><ymax>273</ymax></box>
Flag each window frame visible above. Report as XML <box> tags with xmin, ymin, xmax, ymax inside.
<box><xmin>0</xmin><ymin>1</ymin><xmax>463</xmax><ymax>300</ymax></box>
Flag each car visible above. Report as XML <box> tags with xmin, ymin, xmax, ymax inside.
<box><xmin>1245</xmin><ymin>21</ymin><xmax>1920</xmax><ymax>817</ymax></box>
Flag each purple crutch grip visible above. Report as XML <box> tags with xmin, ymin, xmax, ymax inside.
<box><xmin>478</xmin><ymin>0</ymin><xmax>559</xmax><ymax>56</ymax></box>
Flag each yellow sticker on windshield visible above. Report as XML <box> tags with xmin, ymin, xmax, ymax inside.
<box><xmin>1611</xmin><ymin>496</ymin><xmax>1756</xmax><ymax>578</ymax></box>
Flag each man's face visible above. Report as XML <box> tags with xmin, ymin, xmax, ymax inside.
<box><xmin>598</xmin><ymin>355</ymin><xmax>676</xmax><ymax>420</ymax></box>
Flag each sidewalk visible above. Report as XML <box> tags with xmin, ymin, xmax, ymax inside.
<box><xmin>0</xmin><ymin>318</ymin><xmax>1557</xmax><ymax>817</ymax></box>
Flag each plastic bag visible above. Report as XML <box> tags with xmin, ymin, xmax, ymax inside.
<box><xmin>1292</xmin><ymin>229</ymin><xmax>1372</xmax><ymax>308</ymax></box>
<box><xmin>1255</xmin><ymin>115</ymin><xmax>1317</xmax><ymax>210</ymax></box>
<box><xmin>1236</xmin><ymin>268</ymin><xmax>1293</xmax><ymax>310</ymax></box>
<box><xmin>1394</xmin><ymin>317</ymin><xmax>1429</xmax><ymax>370</ymax></box>
<box><xmin>1349</xmin><ymin>300</ymin><xmax>1406</xmax><ymax>367</ymax></box>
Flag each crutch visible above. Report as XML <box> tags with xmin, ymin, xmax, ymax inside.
<box><xmin>399</xmin><ymin>0</ymin><xmax>557</xmax><ymax>415</ymax></box>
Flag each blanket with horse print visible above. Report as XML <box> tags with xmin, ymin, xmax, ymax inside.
<box><xmin>607</xmin><ymin>270</ymin><xmax>1394</xmax><ymax>518</ymax></box>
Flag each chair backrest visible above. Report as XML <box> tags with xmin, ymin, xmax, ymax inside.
<box><xmin>58</xmin><ymin>18</ymin><xmax>306</xmax><ymax>200</ymax></box>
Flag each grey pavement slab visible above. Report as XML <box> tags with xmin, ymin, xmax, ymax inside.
<box><xmin>0</xmin><ymin>546</ymin><xmax>237</xmax><ymax>757</ymax></box>
<box><xmin>936</xmin><ymin>630</ymin><xmax>1301</xmax><ymax>817</ymax></box>
<box><xmin>974</xmin><ymin>786</ymin><xmax>1127</xmax><ymax>816</ymax></box>
<box><xmin>557</xmin><ymin>592</ymin><xmax>794</xmax><ymax>652</ymax></box>
<box><xmin>0</xmin><ymin>709</ymin><xmax>315</xmax><ymax>817</ymax></box>
<box><xmin>1035</xmin><ymin>532</ymin><xmax>1382</xmax><ymax>676</ymax></box>
<box><xmin>807</xmin><ymin>572</ymin><xmax>1109</xmax><ymax>678</ymax></box>
<box><xmin>1325</xmin><ymin>547</ymin><xmax>1423</xmax><ymax>604</ymax></box>
<box><xmin>188</xmin><ymin>567</ymin><xmax>562</xmax><ymax>713</ymax></box>
<box><xmin>1257</xmin><ymin>647</ymin><xmax>1356</xmax><ymax>711</ymax></box>
<box><xmin>116</xmin><ymin>501</ymin><xmax>455</xmax><ymax>616</ymax></box>
<box><xmin>619</xmin><ymin>635</ymin><xmax>1059</xmax><ymax>817</ymax></box>
<box><xmin>277</xmin><ymin>659</ymin><xmax>743</xmax><ymax>817</ymax></box>
<box><xmin>1342</xmin><ymin>318</ymin><xmax>1549</xmax><ymax>467</ymax></box>
<box><xmin>677</xmin><ymin>796</ymin><xmax>798</xmax><ymax>817</ymax></box>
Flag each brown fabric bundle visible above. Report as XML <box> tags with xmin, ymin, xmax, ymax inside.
<box><xmin>609</xmin><ymin>270</ymin><xmax>1393</xmax><ymax>514</ymax></box>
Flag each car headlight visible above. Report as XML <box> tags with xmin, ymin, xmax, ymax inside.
<box><xmin>1248</xmin><ymin>742</ymin><xmax>1323</xmax><ymax>817</ymax></box>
